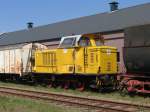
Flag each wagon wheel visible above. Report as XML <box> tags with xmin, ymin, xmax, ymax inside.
<box><xmin>119</xmin><ymin>79</ymin><xmax>129</xmax><ymax>96</ymax></box>
<box><xmin>112</xmin><ymin>80</ymin><xmax>120</xmax><ymax>90</ymax></box>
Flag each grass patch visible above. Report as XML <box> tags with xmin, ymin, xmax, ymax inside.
<box><xmin>0</xmin><ymin>81</ymin><xmax>150</xmax><ymax>106</ymax></box>
<box><xmin>0</xmin><ymin>95</ymin><xmax>82</xmax><ymax>112</ymax></box>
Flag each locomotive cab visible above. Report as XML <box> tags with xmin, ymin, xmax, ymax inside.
<box><xmin>58</xmin><ymin>34</ymin><xmax>103</xmax><ymax>48</ymax></box>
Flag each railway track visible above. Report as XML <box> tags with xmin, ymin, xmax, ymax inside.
<box><xmin>0</xmin><ymin>86</ymin><xmax>149</xmax><ymax>112</ymax></box>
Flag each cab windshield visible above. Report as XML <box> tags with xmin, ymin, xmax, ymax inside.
<box><xmin>59</xmin><ymin>37</ymin><xmax>76</xmax><ymax>48</ymax></box>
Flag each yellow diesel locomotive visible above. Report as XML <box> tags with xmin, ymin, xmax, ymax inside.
<box><xmin>34</xmin><ymin>34</ymin><xmax>118</xmax><ymax>91</ymax></box>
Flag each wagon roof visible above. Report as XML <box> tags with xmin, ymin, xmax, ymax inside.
<box><xmin>0</xmin><ymin>3</ymin><xmax>150</xmax><ymax>46</ymax></box>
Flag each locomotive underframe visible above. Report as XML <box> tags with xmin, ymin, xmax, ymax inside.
<box><xmin>32</xmin><ymin>73</ymin><xmax>118</xmax><ymax>91</ymax></box>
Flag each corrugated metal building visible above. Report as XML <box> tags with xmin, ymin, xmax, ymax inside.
<box><xmin>0</xmin><ymin>3</ymin><xmax>150</xmax><ymax>73</ymax></box>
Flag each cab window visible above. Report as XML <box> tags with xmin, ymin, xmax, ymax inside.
<box><xmin>78</xmin><ymin>37</ymin><xmax>91</xmax><ymax>47</ymax></box>
<box><xmin>94</xmin><ymin>38</ymin><xmax>104</xmax><ymax>46</ymax></box>
<box><xmin>59</xmin><ymin>38</ymin><xmax>76</xmax><ymax>48</ymax></box>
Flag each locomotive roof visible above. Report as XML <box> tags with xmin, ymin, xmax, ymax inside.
<box><xmin>0</xmin><ymin>3</ymin><xmax>150</xmax><ymax>46</ymax></box>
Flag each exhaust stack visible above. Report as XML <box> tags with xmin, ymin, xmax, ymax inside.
<box><xmin>109</xmin><ymin>1</ymin><xmax>119</xmax><ymax>12</ymax></box>
<box><xmin>27</xmin><ymin>22</ymin><xmax>33</xmax><ymax>29</ymax></box>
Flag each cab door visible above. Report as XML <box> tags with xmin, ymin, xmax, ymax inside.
<box><xmin>75</xmin><ymin>37</ymin><xmax>91</xmax><ymax>74</ymax></box>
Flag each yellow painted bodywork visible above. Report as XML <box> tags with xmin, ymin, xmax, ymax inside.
<box><xmin>34</xmin><ymin>35</ymin><xmax>117</xmax><ymax>75</ymax></box>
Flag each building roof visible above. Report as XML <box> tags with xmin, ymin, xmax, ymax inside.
<box><xmin>0</xmin><ymin>3</ymin><xmax>150</xmax><ymax>46</ymax></box>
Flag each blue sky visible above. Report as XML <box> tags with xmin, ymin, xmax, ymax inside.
<box><xmin>0</xmin><ymin>0</ymin><xmax>150</xmax><ymax>32</ymax></box>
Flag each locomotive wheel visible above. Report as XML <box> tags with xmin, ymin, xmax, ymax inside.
<box><xmin>119</xmin><ymin>86</ymin><xmax>128</xmax><ymax>96</ymax></box>
<box><xmin>77</xmin><ymin>82</ymin><xmax>85</xmax><ymax>91</ymax></box>
<box><xmin>48</xmin><ymin>82</ymin><xmax>53</xmax><ymax>88</ymax></box>
<box><xmin>98</xmin><ymin>87</ymin><xmax>105</xmax><ymax>93</ymax></box>
<box><xmin>64</xmin><ymin>81</ymin><xmax>70</xmax><ymax>89</ymax></box>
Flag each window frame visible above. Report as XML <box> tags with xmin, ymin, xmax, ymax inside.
<box><xmin>94</xmin><ymin>37</ymin><xmax>104</xmax><ymax>46</ymax></box>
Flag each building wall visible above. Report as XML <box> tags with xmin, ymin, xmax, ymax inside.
<box><xmin>41</xmin><ymin>40</ymin><xmax>60</xmax><ymax>49</ymax></box>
